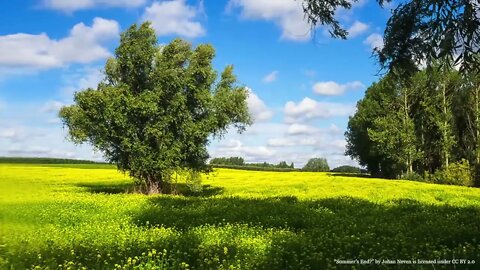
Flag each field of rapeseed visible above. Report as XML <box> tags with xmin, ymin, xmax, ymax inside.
<box><xmin>1</xmin><ymin>163</ymin><xmax>480</xmax><ymax>269</ymax></box>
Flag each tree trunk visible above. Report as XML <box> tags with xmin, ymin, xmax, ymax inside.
<box><xmin>476</xmin><ymin>85</ymin><xmax>480</xmax><ymax>165</ymax></box>
<box><xmin>146</xmin><ymin>174</ymin><xmax>160</xmax><ymax>194</ymax></box>
<box><xmin>404</xmin><ymin>87</ymin><xmax>413</xmax><ymax>174</ymax></box>
<box><xmin>442</xmin><ymin>82</ymin><xmax>449</xmax><ymax>167</ymax></box>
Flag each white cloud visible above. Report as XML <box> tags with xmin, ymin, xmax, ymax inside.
<box><xmin>284</xmin><ymin>97</ymin><xmax>354</xmax><ymax>123</ymax></box>
<box><xmin>313</xmin><ymin>80</ymin><xmax>364</xmax><ymax>96</ymax></box>
<box><xmin>0</xmin><ymin>121</ymin><xmax>102</xmax><ymax>161</ymax></box>
<box><xmin>364</xmin><ymin>33</ymin><xmax>384</xmax><ymax>50</ymax></box>
<box><xmin>228</xmin><ymin>0</ymin><xmax>311</xmax><ymax>41</ymax></box>
<box><xmin>0</xmin><ymin>128</ymin><xmax>20</xmax><ymax>140</ymax></box>
<box><xmin>267</xmin><ymin>137</ymin><xmax>316</xmax><ymax>147</ymax></box>
<box><xmin>142</xmin><ymin>0</ymin><xmax>205</xmax><ymax>38</ymax></box>
<box><xmin>263</xmin><ymin>70</ymin><xmax>278</xmax><ymax>83</ymax></box>
<box><xmin>41</xmin><ymin>100</ymin><xmax>65</xmax><ymax>113</ymax></box>
<box><xmin>42</xmin><ymin>0</ymin><xmax>146</xmax><ymax>12</ymax></box>
<box><xmin>347</xmin><ymin>21</ymin><xmax>369</xmax><ymax>37</ymax></box>
<box><xmin>0</xmin><ymin>18</ymin><xmax>119</xmax><ymax>70</ymax></box>
<box><xmin>212</xmin><ymin>138</ymin><xmax>276</xmax><ymax>162</ymax></box>
<box><xmin>287</xmin><ymin>123</ymin><xmax>318</xmax><ymax>135</ymax></box>
<box><xmin>60</xmin><ymin>66</ymin><xmax>104</xmax><ymax>100</ymax></box>
<box><xmin>246</xmin><ymin>88</ymin><xmax>274</xmax><ymax>122</ymax></box>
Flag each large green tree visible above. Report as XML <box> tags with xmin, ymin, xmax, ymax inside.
<box><xmin>59</xmin><ymin>23</ymin><xmax>251</xmax><ymax>194</ymax></box>
<box><xmin>345</xmin><ymin>76</ymin><xmax>398</xmax><ymax>177</ymax></box>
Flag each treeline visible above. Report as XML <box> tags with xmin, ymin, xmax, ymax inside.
<box><xmin>210</xmin><ymin>157</ymin><xmax>295</xmax><ymax>169</ymax></box>
<box><xmin>0</xmin><ymin>157</ymin><xmax>105</xmax><ymax>164</ymax></box>
<box><xmin>210</xmin><ymin>156</ymin><xmax>360</xmax><ymax>173</ymax></box>
<box><xmin>346</xmin><ymin>65</ymin><xmax>479</xmax><ymax>186</ymax></box>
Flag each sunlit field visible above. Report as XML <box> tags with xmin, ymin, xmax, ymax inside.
<box><xmin>1</xmin><ymin>164</ymin><xmax>480</xmax><ymax>269</ymax></box>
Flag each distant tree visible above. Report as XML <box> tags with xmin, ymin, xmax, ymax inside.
<box><xmin>227</xmin><ymin>157</ymin><xmax>245</xmax><ymax>166</ymax></box>
<box><xmin>331</xmin><ymin>165</ymin><xmax>362</xmax><ymax>173</ymax></box>
<box><xmin>302</xmin><ymin>158</ymin><xmax>330</xmax><ymax>172</ymax></box>
<box><xmin>59</xmin><ymin>23</ymin><xmax>251</xmax><ymax>194</ymax></box>
<box><xmin>209</xmin><ymin>157</ymin><xmax>226</xmax><ymax>165</ymax></box>
<box><xmin>290</xmin><ymin>162</ymin><xmax>295</xmax><ymax>169</ymax></box>
<box><xmin>277</xmin><ymin>161</ymin><xmax>289</xmax><ymax>168</ymax></box>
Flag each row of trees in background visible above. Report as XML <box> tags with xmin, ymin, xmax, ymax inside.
<box><xmin>209</xmin><ymin>157</ymin><xmax>295</xmax><ymax>170</ymax></box>
<box><xmin>346</xmin><ymin>65</ymin><xmax>479</xmax><ymax>186</ymax></box>
<box><xmin>210</xmin><ymin>157</ymin><xmax>362</xmax><ymax>173</ymax></box>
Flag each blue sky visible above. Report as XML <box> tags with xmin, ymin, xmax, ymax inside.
<box><xmin>0</xmin><ymin>0</ymin><xmax>394</xmax><ymax>168</ymax></box>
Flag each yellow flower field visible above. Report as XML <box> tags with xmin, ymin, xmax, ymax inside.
<box><xmin>1</xmin><ymin>164</ymin><xmax>480</xmax><ymax>269</ymax></box>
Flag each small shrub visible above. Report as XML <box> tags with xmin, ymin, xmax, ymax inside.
<box><xmin>433</xmin><ymin>159</ymin><xmax>473</xmax><ymax>186</ymax></box>
<box><xmin>302</xmin><ymin>158</ymin><xmax>330</xmax><ymax>172</ymax></box>
<box><xmin>331</xmin><ymin>165</ymin><xmax>362</xmax><ymax>173</ymax></box>
<box><xmin>399</xmin><ymin>171</ymin><xmax>423</xmax><ymax>181</ymax></box>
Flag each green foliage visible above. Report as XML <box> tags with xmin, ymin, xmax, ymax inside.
<box><xmin>2</xmin><ymin>164</ymin><xmax>480</xmax><ymax>269</ymax></box>
<box><xmin>302</xmin><ymin>0</ymin><xmax>480</xmax><ymax>73</ymax></box>
<box><xmin>59</xmin><ymin>23</ymin><xmax>251</xmax><ymax>194</ymax></box>
<box><xmin>302</xmin><ymin>158</ymin><xmax>329</xmax><ymax>172</ymax></box>
<box><xmin>347</xmin><ymin>67</ymin><xmax>480</xmax><ymax>186</ymax></box>
<box><xmin>345</xmin><ymin>76</ymin><xmax>398</xmax><ymax>177</ymax></box>
<box><xmin>0</xmin><ymin>157</ymin><xmax>103</xmax><ymax>164</ymax></box>
<box><xmin>331</xmin><ymin>165</ymin><xmax>362</xmax><ymax>173</ymax></box>
<box><xmin>399</xmin><ymin>171</ymin><xmax>423</xmax><ymax>182</ymax></box>
<box><xmin>432</xmin><ymin>159</ymin><xmax>474</xmax><ymax>186</ymax></box>
<box><xmin>209</xmin><ymin>157</ymin><xmax>245</xmax><ymax>166</ymax></box>
<box><xmin>210</xmin><ymin>158</ymin><xmax>295</xmax><ymax>170</ymax></box>
<box><xmin>211</xmin><ymin>164</ymin><xmax>299</xmax><ymax>172</ymax></box>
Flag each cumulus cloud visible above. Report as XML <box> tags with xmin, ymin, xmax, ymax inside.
<box><xmin>313</xmin><ymin>80</ymin><xmax>364</xmax><ymax>96</ymax></box>
<box><xmin>42</xmin><ymin>0</ymin><xmax>146</xmax><ymax>12</ymax></box>
<box><xmin>263</xmin><ymin>70</ymin><xmax>278</xmax><ymax>83</ymax></box>
<box><xmin>284</xmin><ymin>97</ymin><xmax>354</xmax><ymax>123</ymax></box>
<box><xmin>364</xmin><ymin>33</ymin><xmax>384</xmax><ymax>50</ymax></box>
<box><xmin>41</xmin><ymin>100</ymin><xmax>65</xmax><ymax>113</ymax></box>
<box><xmin>347</xmin><ymin>21</ymin><xmax>369</xmax><ymax>37</ymax></box>
<box><xmin>287</xmin><ymin>123</ymin><xmax>318</xmax><ymax>135</ymax></box>
<box><xmin>246</xmin><ymin>88</ymin><xmax>274</xmax><ymax>122</ymax></box>
<box><xmin>0</xmin><ymin>18</ymin><xmax>119</xmax><ymax>70</ymax></box>
<box><xmin>0</xmin><ymin>121</ymin><xmax>102</xmax><ymax>161</ymax></box>
<box><xmin>267</xmin><ymin>137</ymin><xmax>316</xmax><ymax>147</ymax></box>
<box><xmin>60</xmin><ymin>66</ymin><xmax>104</xmax><ymax>99</ymax></box>
<box><xmin>227</xmin><ymin>0</ymin><xmax>311</xmax><ymax>41</ymax></box>
<box><xmin>212</xmin><ymin>139</ymin><xmax>276</xmax><ymax>162</ymax></box>
<box><xmin>142</xmin><ymin>0</ymin><xmax>205</xmax><ymax>38</ymax></box>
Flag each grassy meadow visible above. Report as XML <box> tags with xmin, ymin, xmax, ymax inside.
<box><xmin>1</xmin><ymin>163</ymin><xmax>480</xmax><ymax>269</ymax></box>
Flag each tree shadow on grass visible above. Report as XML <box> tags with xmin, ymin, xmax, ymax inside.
<box><xmin>132</xmin><ymin>195</ymin><xmax>480</xmax><ymax>268</ymax></box>
<box><xmin>76</xmin><ymin>182</ymin><xmax>136</xmax><ymax>194</ymax></box>
<box><xmin>327</xmin><ymin>173</ymin><xmax>373</xmax><ymax>179</ymax></box>
<box><xmin>76</xmin><ymin>182</ymin><xmax>224</xmax><ymax>197</ymax></box>
<box><xmin>6</xmin><ymin>194</ymin><xmax>480</xmax><ymax>270</ymax></box>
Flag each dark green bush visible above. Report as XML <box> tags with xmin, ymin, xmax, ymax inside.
<box><xmin>433</xmin><ymin>159</ymin><xmax>473</xmax><ymax>186</ymax></box>
<box><xmin>331</xmin><ymin>165</ymin><xmax>362</xmax><ymax>173</ymax></box>
<box><xmin>302</xmin><ymin>158</ymin><xmax>329</xmax><ymax>172</ymax></box>
<box><xmin>399</xmin><ymin>171</ymin><xmax>423</xmax><ymax>181</ymax></box>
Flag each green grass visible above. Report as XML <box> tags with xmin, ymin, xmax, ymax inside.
<box><xmin>1</xmin><ymin>164</ymin><xmax>480</xmax><ymax>269</ymax></box>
